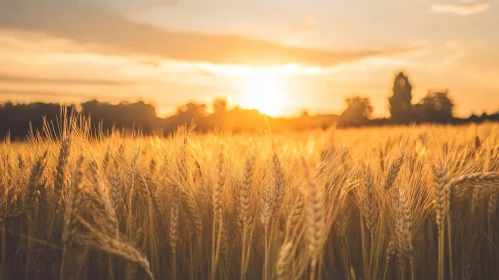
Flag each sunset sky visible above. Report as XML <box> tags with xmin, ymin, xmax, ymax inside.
<box><xmin>0</xmin><ymin>0</ymin><xmax>498</xmax><ymax>117</ymax></box>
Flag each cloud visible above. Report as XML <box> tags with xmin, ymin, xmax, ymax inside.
<box><xmin>0</xmin><ymin>73</ymin><xmax>136</xmax><ymax>86</ymax></box>
<box><xmin>0</xmin><ymin>1</ymin><xmax>424</xmax><ymax>67</ymax></box>
<box><xmin>83</xmin><ymin>0</ymin><xmax>177</xmax><ymax>15</ymax></box>
<box><xmin>431</xmin><ymin>0</ymin><xmax>492</xmax><ymax>15</ymax></box>
<box><xmin>0</xmin><ymin>89</ymin><xmax>87</xmax><ymax>99</ymax></box>
<box><xmin>288</xmin><ymin>17</ymin><xmax>317</xmax><ymax>31</ymax></box>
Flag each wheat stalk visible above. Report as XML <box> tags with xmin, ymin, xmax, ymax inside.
<box><xmin>302</xmin><ymin>157</ymin><xmax>325</xmax><ymax>280</ymax></box>
<box><xmin>272</xmin><ymin>152</ymin><xmax>286</xmax><ymax>217</ymax></box>
<box><xmin>211</xmin><ymin>148</ymin><xmax>225</xmax><ymax>280</ymax></box>
<box><xmin>432</xmin><ymin>162</ymin><xmax>450</xmax><ymax>280</ymax></box>
<box><xmin>240</xmin><ymin>154</ymin><xmax>255</xmax><ymax>279</ymax></box>
<box><xmin>24</xmin><ymin>151</ymin><xmax>48</xmax><ymax>212</ymax></box>
<box><xmin>110</xmin><ymin>172</ymin><xmax>123</xmax><ymax>213</ymax></box>
<box><xmin>395</xmin><ymin>186</ymin><xmax>414</xmax><ymax>279</ymax></box>
<box><xmin>361</xmin><ymin>165</ymin><xmax>379</xmax><ymax>240</ymax></box>
<box><xmin>54</xmin><ymin>137</ymin><xmax>71</xmax><ymax>206</ymax></box>
<box><xmin>60</xmin><ymin>155</ymin><xmax>85</xmax><ymax>279</ymax></box>
<box><xmin>241</xmin><ymin>155</ymin><xmax>254</xmax><ymax>228</ymax></box>
<box><xmin>90</xmin><ymin>160</ymin><xmax>119</xmax><ymax>236</ymax></box>
<box><xmin>260</xmin><ymin>183</ymin><xmax>274</xmax><ymax>230</ymax></box>
<box><xmin>170</xmin><ymin>182</ymin><xmax>180</xmax><ymax>280</ymax></box>
<box><xmin>77</xmin><ymin>216</ymin><xmax>155</xmax><ymax>280</ymax></box>
<box><xmin>261</xmin><ymin>183</ymin><xmax>274</xmax><ymax>280</ymax></box>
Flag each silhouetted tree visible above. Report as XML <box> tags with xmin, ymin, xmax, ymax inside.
<box><xmin>176</xmin><ymin>102</ymin><xmax>207</xmax><ymax>116</ymax></box>
<box><xmin>210</xmin><ymin>98</ymin><xmax>229</xmax><ymax>129</ymax></box>
<box><xmin>164</xmin><ymin>102</ymin><xmax>209</xmax><ymax>133</ymax></box>
<box><xmin>213</xmin><ymin>98</ymin><xmax>228</xmax><ymax>114</ymax></box>
<box><xmin>338</xmin><ymin>97</ymin><xmax>373</xmax><ymax>127</ymax></box>
<box><xmin>0</xmin><ymin>102</ymin><xmax>76</xmax><ymax>140</ymax></box>
<box><xmin>389</xmin><ymin>71</ymin><xmax>413</xmax><ymax>123</ymax></box>
<box><xmin>416</xmin><ymin>90</ymin><xmax>454</xmax><ymax>123</ymax></box>
<box><xmin>81</xmin><ymin>100</ymin><xmax>158</xmax><ymax>134</ymax></box>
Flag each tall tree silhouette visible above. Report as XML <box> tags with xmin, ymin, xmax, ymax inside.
<box><xmin>389</xmin><ymin>71</ymin><xmax>413</xmax><ymax>123</ymax></box>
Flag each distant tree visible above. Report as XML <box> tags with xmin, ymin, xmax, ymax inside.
<box><xmin>210</xmin><ymin>98</ymin><xmax>229</xmax><ymax>129</ymax></box>
<box><xmin>176</xmin><ymin>102</ymin><xmax>207</xmax><ymax>116</ymax></box>
<box><xmin>300</xmin><ymin>109</ymin><xmax>310</xmax><ymax>117</ymax></box>
<box><xmin>338</xmin><ymin>96</ymin><xmax>373</xmax><ymax>127</ymax></box>
<box><xmin>81</xmin><ymin>100</ymin><xmax>158</xmax><ymax>134</ymax></box>
<box><xmin>0</xmin><ymin>101</ymin><xmax>75</xmax><ymax>140</ymax></box>
<box><xmin>418</xmin><ymin>90</ymin><xmax>454</xmax><ymax>123</ymax></box>
<box><xmin>166</xmin><ymin>102</ymin><xmax>209</xmax><ymax>132</ymax></box>
<box><xmin>389</xmin><ymin>71</ymin><xmax>413</xmax><ymax>123</ymax></box>
<box><xmin>213</xmin><ymin>98</ymin><xmax>228</xmax><ymax>114</ymax></box>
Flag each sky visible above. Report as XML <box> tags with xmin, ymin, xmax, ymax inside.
<box><xmin>0</xmin><ymin>0</ymin><xmax>498</xmax><ymax>117</ymax></box>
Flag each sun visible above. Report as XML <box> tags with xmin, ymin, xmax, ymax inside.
<box><xmin>240</xmin><ymin>76</ymin><xmax>287</xmax><ymax>116</ymax></box>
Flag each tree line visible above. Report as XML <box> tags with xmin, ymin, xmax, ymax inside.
<box><xmin>0</xmin><ymin>71</ymin><xmax>497</xmax><ymax>139</ymax></box>
<box><xmin>0</xmin><ymin>99</ymin><xmax>337</xmax><ymax>140</ymax></box>
<box><xmin>337</xmin><ymin>71</ymin><xmax>498</xmax><ymax>127</ymax></box>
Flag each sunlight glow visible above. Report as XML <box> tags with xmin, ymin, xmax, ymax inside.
<box><xmin>240</xmin><ymin>76</ymin><xmax>288</xmax><ymax>116</ymax></box>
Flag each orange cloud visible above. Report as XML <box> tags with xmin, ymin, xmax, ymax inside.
<box><xmin>0</xmin><ymin>74</ymin><xmax>136</xmax><ymax>86</ymax></box>
<box><xmin>431</xmin><ymin>1</ymin><xmax>491</xmax><ymax>15</ymax></box>
<box><xmin>0</xmin><ymin>1</ymin><xmax>424</xmax><ymax>67</ymax></box>
<box><xmin>0</xmin><ymin>89</ymin><xmax>85</xmax><ymax>99</ymax></box>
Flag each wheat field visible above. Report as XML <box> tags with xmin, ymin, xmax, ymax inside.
<box><xmin>0</xmin><ymin>118</ymin><xmax>498</xmax><ymax>280</ymax></box>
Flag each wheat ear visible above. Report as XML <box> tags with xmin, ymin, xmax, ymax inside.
<box><xmin>361</xmin><ymin>165</ymin><xmax>379</xmax><ymax>240</ymax></box>
<box><xmin>54</xmin><ymin>137</ymin><xmax>71</xmax><ymax>206</ymax></box>
<box><xmin>302</xmin><ymin>157</ymin><xmax>325</xmax><ymax>280</ymax></box>
<box><xmin>432</xmin><ymin>162</ymin><xmax>450</xmax><ymax>280</ymax></box>
<box><xmin>385</xmin><ymin>154</ymin><xmax>404</xmax><ymax>190</ymax></box>
<box><xmin>77</xmin><ymin>216</ymin><xmax>155</xmax><ymax>280</ymax></box>
<box><xmin>60</xmin><ymin>156</ymin><xmax>85</xmax><ymax>279</ymax></box>
<box><xmin>272</xmin><ymin>152</ymin><xmax>286</xmax><ymax>216</ymax></box>
<box><xmin>276</xmin><ymin>241</ymin><xmax>294</xmax><ymax>280</ymax></box>
<box><xmin>24</xmin><ymin>151</ymin><xmax>48</xmax><ymax>212</ymax></box>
